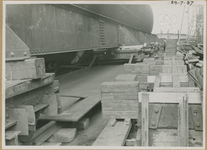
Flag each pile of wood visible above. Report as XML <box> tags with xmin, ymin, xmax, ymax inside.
<box><xmin>115</xmin><ymin>74</ymin><xmax>138</xmax><ymax>81</ymax></box>
<box><xmin>124</xmin><ymin>63</ymin><xmax>150</xmax><ymax>90</ymax></box>
<box><xmin>101</xmin><ymin>81</ymin><xmax>139</xmax><ymax>119</ymax></box>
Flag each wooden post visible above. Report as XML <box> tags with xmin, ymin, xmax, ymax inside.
<box><xmin>153</xmin><ymin>76</ymin><xmax>161</xmax><ymax>91</ymax></box>
<box><xmin>178</xmin><ymin>94</ymin><xmax>189</xmax><ymax>147</ymax></box>
<box><xmin>172</xmin><ymin>75</ymin><xmax>180</xmax><ymax>88</ymax></box>
<box><xmin>142</xmin><ymin>93</ymin><xmax>149</xmax><ymax>146</ymax></box>
<box><xmin>128</xmin><ymin>54</ymin><xmax>134</xmax><ymax>64</ymax></box>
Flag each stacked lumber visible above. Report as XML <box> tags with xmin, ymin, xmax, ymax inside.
<box><xmin>6</xmin><ymin>58</ymin><xmax>46</xmax><ymax>80</ymax></box>
<box><xmin>150</xmin><ymin>65</ymin><xmax>187</xmax><ymax>75</ymax></box>
<box><xmin>124</xmin><ymin>63</ymin><xmax>149</xmax><ymax>90</ymax></box>
<box><xmin>115</xmin><ymin>74</ymin><xmax>138</xmax><ymax>81</ymax></box>
<box><xmin>101</xmin><ymin>81</ymin><xmax>139</xmax><ymax>119</ymax></box>
<box><xmin>143</xmin><ymin>58</ymin><xmax>164</xmax><ymax>65</ymax></box>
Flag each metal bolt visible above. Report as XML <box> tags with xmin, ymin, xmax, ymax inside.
<box><xmin>196</xmin><ymin>123</ymin><xmax>200</xmax><ymax>127</ymax></box>
<box><xmin>151</xmin><ymin>121</ymin><xmax>156</xmax><ymax>126</ymax></box>
<box><xmin>10</xmin><ymin>52</ymin><xmax>14</xmax><ymax>57</ymax></box>
<box><xmin>6</xmin><ymin>119</ymin><xmax>10</xmax><ymax>122</ymax></box>
<box><xmin>154</xmin><ymin>108</ymin><xmax>159</xmax><ymax>113</ymax></box>
<box><xmin>24</xmin><ymin>52</ymin><xmax>27</xmax><ymax>56</ymax></box>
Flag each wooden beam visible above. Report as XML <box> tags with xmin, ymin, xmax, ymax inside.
<box><xmin>92</xmin><ymin>120</ymin><xmax>132</xmax><ymax>146</ymax></box>
<box><xmin>153</xmin><ymin>76</ymin><xmax>161</xmax><ymax>89</ymax></box>
<box><xmin>6</xmin><ymin>58</ymin><xmax>46</xmax><ymax>80</ymax></box>
<box><xmin>178</xmin><ymin>95</ymin><xmax>189</xmax><ymax>147</ymax></box>
<box><xmin>153</xmin><ymin>87</ymin><xmax>200</xmax><ymax>93</ymax></box>
<box><xmin>142</xmin><ymin>93</ymin><xmax>149</xmax><ymax>146</ymax></box>
<box><xmin>172</xmin><ymin>75</ymin><xmax>180</xmax><ymax>88</ymax></box>
<box><xmin>138</xmin><ymin>92</ymin><xmax>202</xmax><ymax>104</ymax></box>
<box><xmin>128</xmin><ymin>54</ymin><xmax>134</xmax><ymax>64</ymax></box>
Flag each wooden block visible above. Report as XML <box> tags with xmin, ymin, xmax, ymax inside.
<box><xmin>92</xmin><ymin>120</ymin><xmax>132</xmax><ymax>146</ymax></box>
<box><xmin>148</xmin><ymin>75</ymin><xmax>188</xmax><ymax>83</ymax></box>
<box><xmin>53</xmin><ymin>128</ymin><xmax>77</xmax><ymax>143</ymax></box>
<box><xmin>102</xmin><ymin>111</ymin><xmax>138</xmax><ymax>119</ymax></box>
<box><xmin>154</xmin><ymin>76</ymin><xmax>161</xmax><ymax>88</ymax></box>
<box><xmin>137</xmin><ymin>75</ymin><xmax>148</xmax><ymax>83</ymax></box>
<box><xmin>108</xmin><ymin>119</ymin><xmax>117</xmax><ymax>126</ymax></box>
<box><xmin>64</xmin><ymin>118</ymin><xmax>89</xmax><ymax>130</ymax></box>
<box><xmin>124</xmin><ymin>63</ymin><xmax>150</xmax><ymax>74</ymax></box>
<box><xmin>172</xmin><ymin>75</ymin><xmax>180</xmax><ymax>88</ymax></box>
<box><xmin>153</xmin><ymin>87</ymin><xmax>200</xmax><ymax>93</ymax></box>
<box><xmin>164</xmin><ymin>60</ymin><xmax>184</xmax><ymax>65</ymax></box>
<box><xmin>142</xmin><ymin>93</ymin><xmax>149</xmax><ymax>146</ymax></box>
<box><xmin>155</xmin><ymin>59</ymin><xmax>164</xmax><ymax>65</ymax></box>
<box><xmin>101</xmin><ymin>100</ymin><xmax>138</xmax><ymax>111</ymax></box>
<box><xmin>101</xmin><ymin>92</ymin><xmax>138</xmax><ymax>100</ymax></box>
<box><xmin>6</xmin><ymin>58</ymin><xmax>46</xmax><ymax>80</ymax></box>
<box><xmin>135</xmin><ymin>129</ymin><xmax>141</xmax><ymax>146</ymax></box>
<box><xmin>5</xmin><ymin>131</ymin><xmax>21</xmax><ymax>145</ymax></box>
<box><xmin>42</xmin><ymin>94</ymin><xmax>58</xmax><ymax>116</ymax></box>
<box><xmin>8</xmin><ymin>108</ymin><xmax>29</xmax><ymax>135</ymax></box>
<box><xmin>101</xmin><ymin>81</ymin><xmax>139</xmax><ymax>93</ymax></box>
<box><xmin>125</xmin><ymin>138</ymin><xmax>136</xmax><ymax>146</ymax></box>
<box><xmin>138</xmin><ymin>92</ymin><xmax>202</xmax><ymax>104</ymax></box>
<box><xmin>115</xmin><ymin>74</ymin><xmax>137</xmax><ymax>81</ymax></box>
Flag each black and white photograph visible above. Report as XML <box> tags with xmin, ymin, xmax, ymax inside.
<box><xmin>2</xmin><ymin>1</ymin><xmax>206</xmax><ymax>148</ymax></box>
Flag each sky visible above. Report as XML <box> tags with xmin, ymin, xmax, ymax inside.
<box><xmin>150</xmin><ymin>1</ymin><xmax>195</xmax><ymax>34</ymax></box>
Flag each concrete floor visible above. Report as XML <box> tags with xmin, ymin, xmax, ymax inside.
<box><xmin>55</xmin><ymin>64</ymin><xmax>124</xmax><ymax>146</ymax></box>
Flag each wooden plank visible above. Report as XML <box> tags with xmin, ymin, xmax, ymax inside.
<box><xmin>164</xmin><ymin>60</ymin><xmax>184</xmax><ymax>65</ymax></box>
<box><xmin>101</xmin><ymin>100</ymin><xmax>138</xmax><ymax>111</ymax></box>
<box><xmin>153</xmin><ymin>87</ymin><xmax>200</xmax><ymax>93</ymax></box>
<box><xmin>128</xmin><ymin>54</ymin><xmax>134</xmax><ymax>64</ymax></box>
<box><xmin>6</xmin><ymin>58</ymin><xmax>46</xmax><ymax>80</ymax></box>
<box><xmin>153</xmin><ymin>76</ymin><xmax>161</xmax><ymax>88</ymax></box>
<box><xmin>39</xmin><ymin>97</ymin><xmax>100</xmax><ymax>122</ymax></box>
<box><xmin>42</xmin><ymin>94</ymin><xmax>58</xmax><ymax>116</ymax></box>
<box><xmin>64</xmin><ymin>118</ymin><xmax>89</xmax><ymax>130</ymax></box>
<box><xmin>101</xmin><ymin>92</ymin><xmax>138</xmax><ymax>100</ymax></box>
<box><xmin>115</xmin><ymin>74</ymin><xmax>137</xmax><ymax>81</ymax></box>
<box><xmin>138</xmin><ymin>92</ymin><xmax>202</xmax><ymax>104</ymax></box>
<box><xmin>102</xmin><ymin>111</ymin><xmax>138</xmax><ymax>119</ymax></box>
<box><xmin>8</xmin><ymin>108</ymin><xmax>29</xmax><ymax>135</ymax></box>
<box><xmin>148</xmin><ymin>75</ymin><xmax>188</xmax><ymax>83</ymax></box>
<box><xmin>6</xmin><ymin>73</ymin><xmax>55</xmax><ymax>99</ymax></box>
<box><xmin>5</xmin><ymin>131</ymin><xmax>21</xmax><ymax>145</ymax></box>
<box><xmin>172</xmin><ymin>75</ymin><xmax>180</xmax><ymax>88</ymax></box>
<box><xmin>53</xmin><ymin>128</ymin><xmax>77</xmax><ymax>143</ymax></box>
<box><xmin>92</xmin><ymin>120</ymin><xmax>132</xmax><ymax>146</ymax></box>
<box><xmin>142</xmin><ymin>93</ymin><xmax>149</xmax><ymax>146</ymax></box>
<box><xmin>101</xmin><ymin>81</ymin><xmax>139</xmax><ymax>93</ymax></box>
<box><xmin>178</xmin><ymin>95</ymin><xmax>189</xmax><ymax>147</ymax></box>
